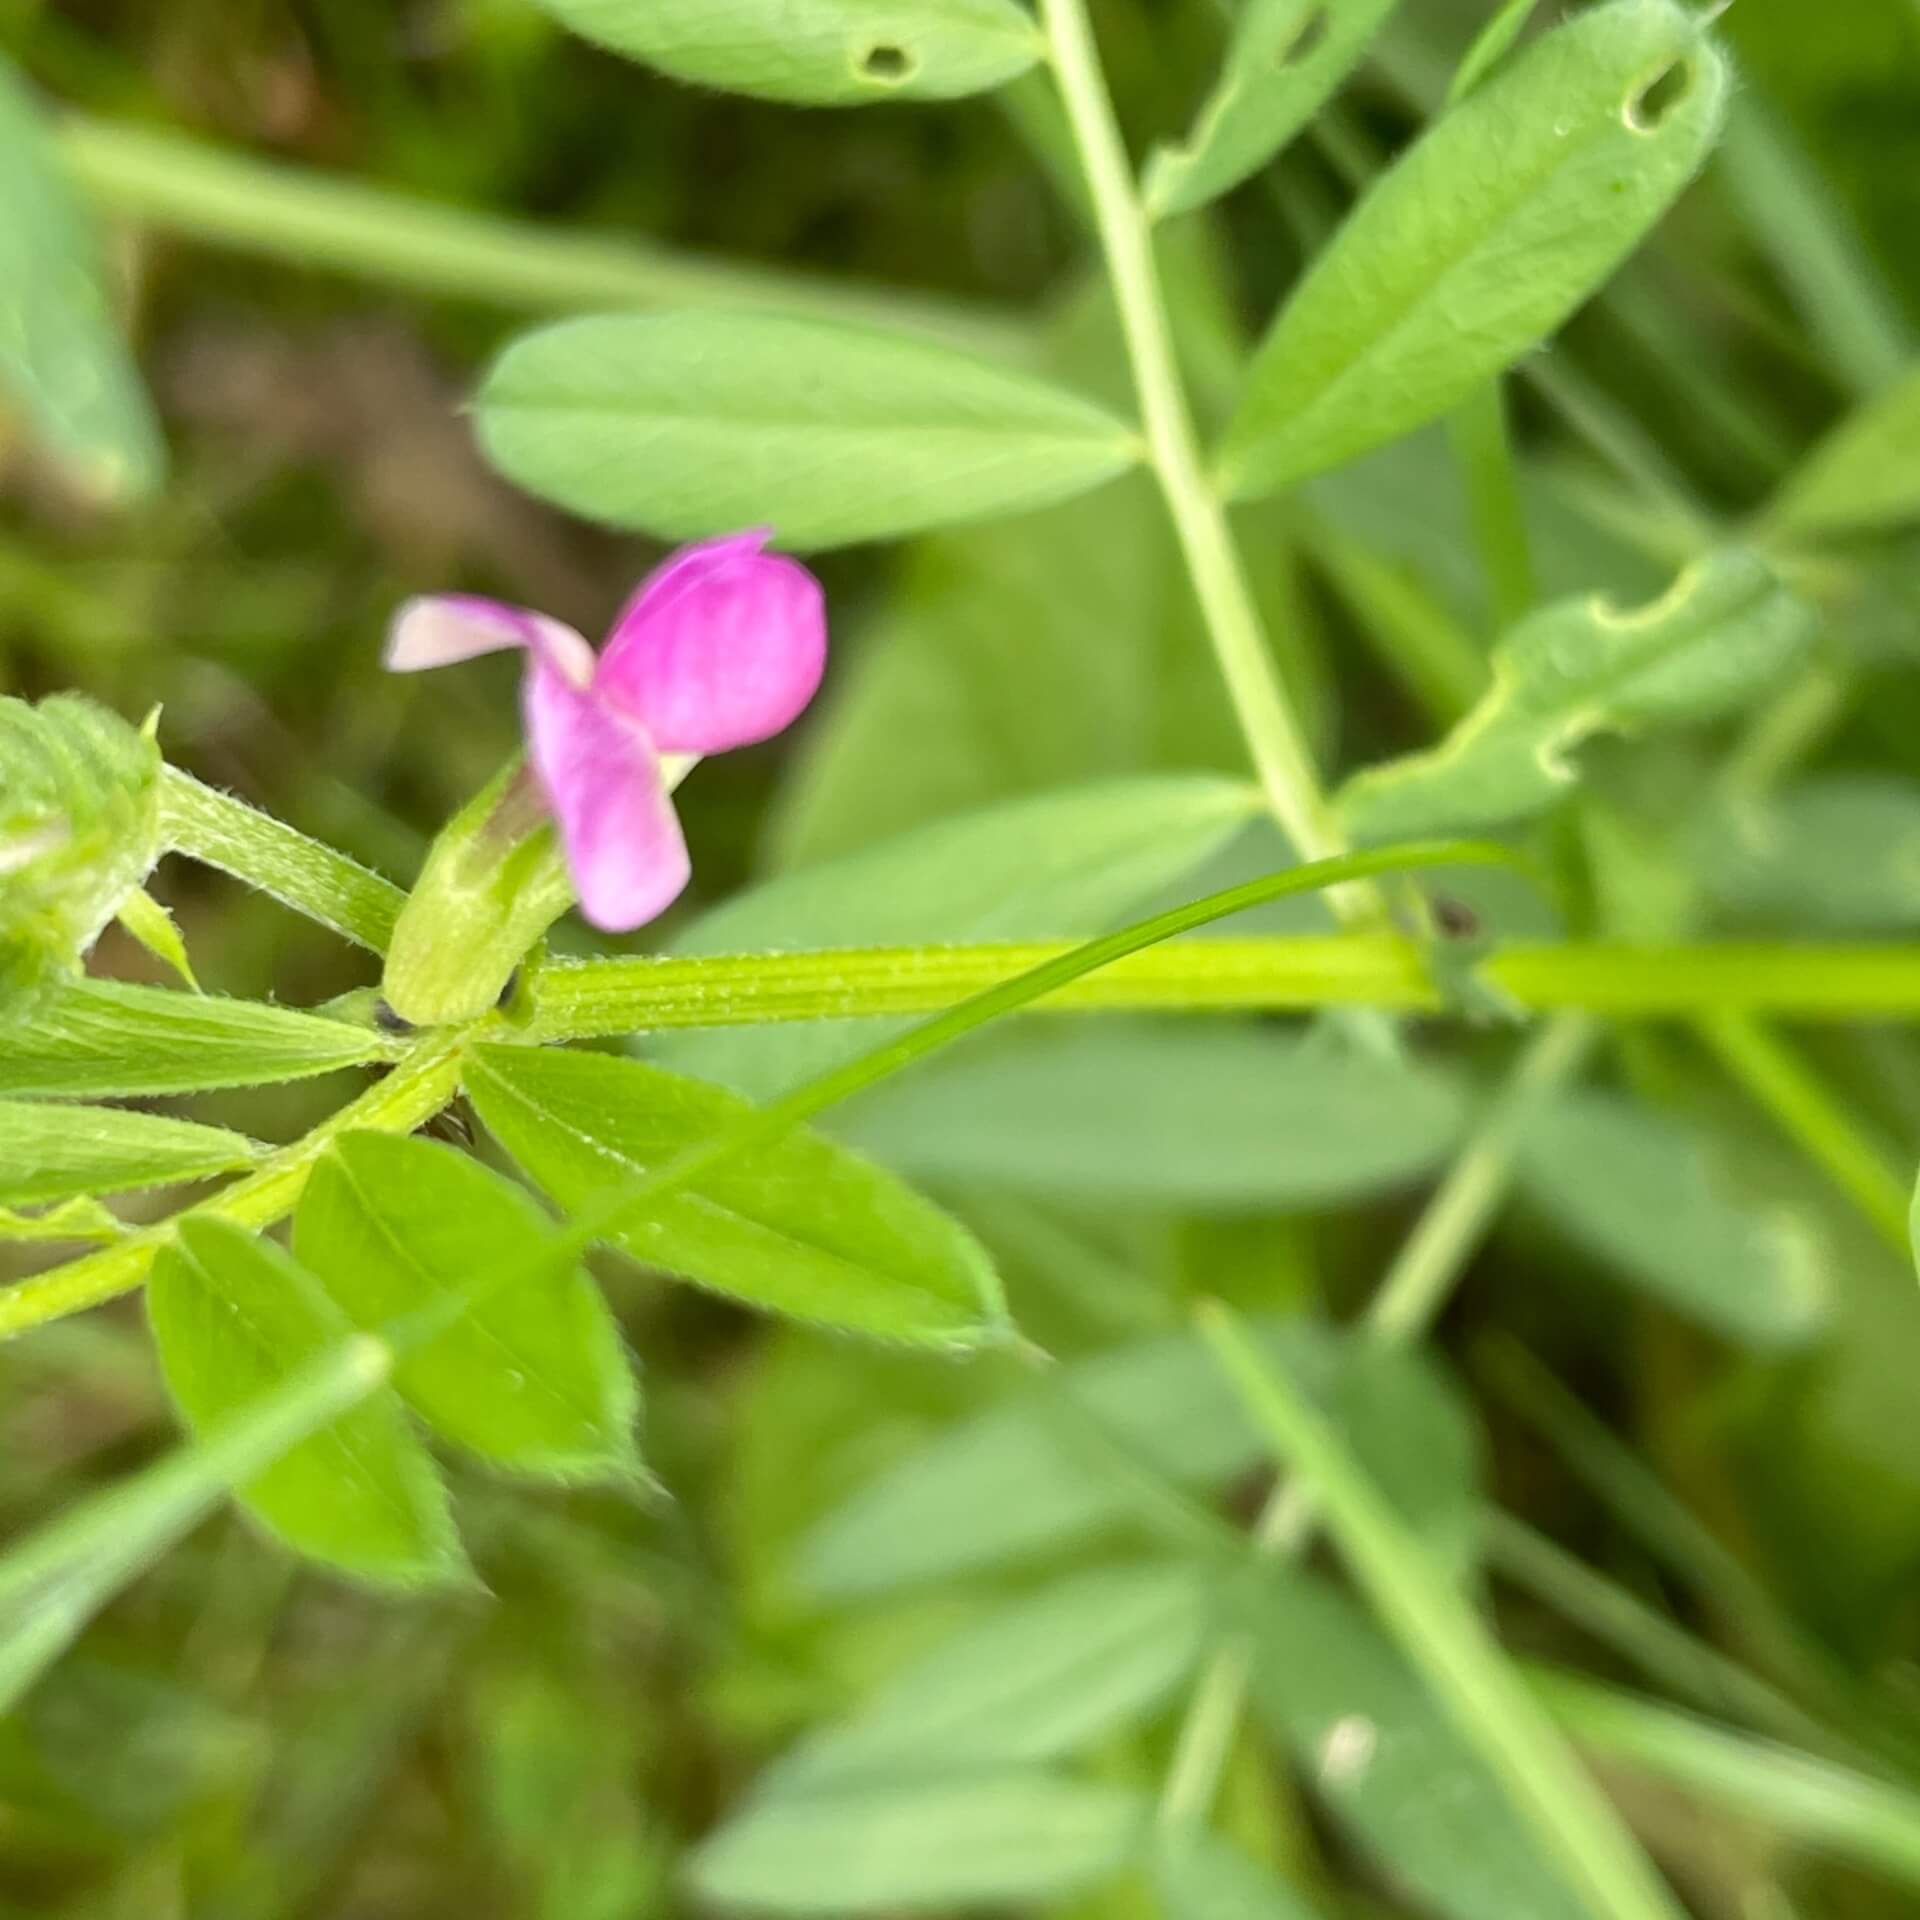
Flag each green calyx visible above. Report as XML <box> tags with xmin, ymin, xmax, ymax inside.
<box><xmin>380</xmin><ymin>757</ymin><xmax>575</xmax><ymax>1028</ymax></box>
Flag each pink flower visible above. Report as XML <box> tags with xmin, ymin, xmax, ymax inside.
<box><xmin>386</xmin><ymin>532</ymin><xmax>826</xmax><ymax>933</ymax></box>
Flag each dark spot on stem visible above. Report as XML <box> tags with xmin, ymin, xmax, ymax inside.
<box><xmin>1430</xmin><ymin>895</ymin><xmax>1482</xmax><ymax>940</ymax></box>
<box><xmin>372</xmin><ymin>997</ymin><xmax>414</xmax><ymax>1035</ymax></box>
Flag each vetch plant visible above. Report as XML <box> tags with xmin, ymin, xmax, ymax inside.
<box><xmin>4</xmin><ymin>0</ymin><xmax>1920</xmax><ymax>1914</ymax></box>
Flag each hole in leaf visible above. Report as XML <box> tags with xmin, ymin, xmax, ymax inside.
<box><xmin>858</xmin><ymin>42</ymin><xmax>917</xmax><ymax>85</ymax></box>
<box><xmin>1624</xmin><ymin>59</ymin><xmax>1693</xmax><ymax>133</ymax></box>
<box><xmin>1278</xmin><ymin>7</ymin><xmax>1330</xmax><ymax>65</ymax></box>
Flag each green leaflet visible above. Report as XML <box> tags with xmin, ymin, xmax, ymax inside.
<box><xmin>465</xmin><ymin>1044</ymin><xmax>1007</xmax><ymax>1350</ymax></box>
<box><xmin>527</xmin><ymin>0</ymin><xmax>1041</xmax><ymax>107</ymax></box>
<box><xmin>0</xmin><ymin>56</ymin><xmax>164</xmax><ymax>501</ymax></box>
<box><xmin>835</xmin><ymin>1021</ymin><xmax>1474</xmax><ymax>1207</ymax></box>
<box><xmin>1765</xmin><ymin>362</ymin><xmax>1920</xmax><ymax>539</ymax></box>
<box><xmin>769</xmin><ymin>1563</ymin><xmax>1213</xmax><ymax>1789</ymax></box>
<box><xmin>113</xmin><ymin>887</ymin><xmax>198</xmax><ymax>990</ymax></box>
<box><xmin>1338</xmin><ymin>551</ymin><xmax>1814</xmax><ymax>841</ymax></box>
<box><xmin>1148</xmin><ymin>1831</ymin><xmax>1328</xmax><ymax>1919</ymax></box>
<box><xmin>474</xmin><ymin>309</ymin><xmax>1140</xmax><ymax>551</ymax></box>
<box><xmin>796</xmin><ymin>1322</ymin><xmax>1480</xmax><ymax>1599</ymax></box>
<box><xmin>687</xmin><ymin>1771</ymin><xmax>1147</xmax><ymax>1914</ymax></box>
<box><xmin>1518</xmin><ymin>1088</ymin><xmax>1830</xmax><ymax>1347</ymax></box>
<box><xmin>0</xmin><ymin>1333</ymin><xmax>389</xmax><ymax>1716</ymax></box>
<box><xmin>1694</xmin><ymin>774</ymin><xmax>1920</xmax><ymax>931</ymax></box>
<box><xmin>1218</xmin><ymin>0</ymin><xmax>1729</xmax><ymax>498</ymax></box>
<box><xmin>1146</xmin><ymin>0</ymin><xmax>1404</xmax><ymax>219</ymax></box>
<box><xmin>294</xmin><ymin>1132</ymin><xmax>640</xmax><ymax>1483</ymax></box>
<box><xmin>1</xmin><ymin>696</ymin><xmax>163</xmax><ymax>1018</ymax></box>
<box><xmin>0</xmin><ymin>1099</ymin><xmax>260</xmax><ymax>1207</ymax></box>
<box><xmin>660</xmin><ymin>774</ymin><xmax>1263</xmax><ymax>1100</ymax></box>
<box><xmin>147</xmin><ymin>1219</ymin><xmax>466</xmax><ymax>1590</ymax></box>
<box><xmin>0</xmin><ymin>979</ymin><xmax>392</xmax><ymax>1097</ymax></box>
<box><xmin>1448</xmin><ymin>0</ymin><xmax>1546</xmax><ymax>103</ymax></box>
<box><xmin>1244</xmin><ymin>1569</ymin><xmax>1588</xmax><ymax>1920</ymax></box>
<box><xmin>771</xmin><ymin>482</ymin><xmax>1251</xmax><ymax>869</ymax></box>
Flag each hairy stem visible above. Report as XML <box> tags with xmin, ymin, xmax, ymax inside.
<box><xmin>161</xmin><ymin>768</ymin><xmax>406</xmax><ymax>954</ymax></box>
<box><xmin>528</xmin><ymin>937</ymin><xmax>1920</xmax><ymax>1036</ymax></box>
<box><xmin>1037</xmin><ymin>0</ymin><xmax>1350</xmax><ymax>886</ymax></box>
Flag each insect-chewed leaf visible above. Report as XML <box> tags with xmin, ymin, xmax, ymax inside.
<box><xmin>660</xmin><ymin>774</ymin><xmax>1262</xmax><ymax>1099</ymax></box>
<box><xmin>1518</xmin><ymin>1088</ymin><xmax>1830</xmax><ymax>1347</ymax></box>
<box><xmin>687</xmin><ymin>1770</ymin><xmax>1148</xmax><ymax>1915</ymax></box>
<box><xmin>1693</xmin><ymin>774</ymin><xmax>1920</xmax><ymax>932</ymax></box>
<box><xmin>1338</xmin><ymin>551</ymin><xmax>1813</xmax><ymax>841</ymax></box>
<box><xmin>771</xmin><ymin>1563</ymin><xmax>1213</xmax><ymax>1790</ymax></box>
<box><xmin>474</xmin><ymin>310</ymin><xmax>1140</xmax><ymax>551</ymax></box>
<box><xmin>294</xmin><ymin>1131</ymin><xmax>640</xmax><ymax>1483</ymax></box>
<box><xmin>1</xmin><ymin>696</ymin><xmax>163</xmax><ymax>1018</ymax></box>
<box><xmin>0</xmin><ymin>979</ymin><xmax>390</xmax><ymax>1097</ymax></box>
<box><xmin>0</xmin><ymin>58</ymin><xmax>164</xmax><ymax>501</ymax></box>
<box><xmin>147</xmin><ymin>1218</ymin><xmax>466</xmax><ymax>1589</ymax></box>
<box><xmin>796</xmin><ymin>1322</ymin><xmax>1479</xmax><ymax>1599</ymax></box>
<box><xmin>464</xmin><ymin>1044</ymin><xmax>1007</xmax><ymax>1350</ymax></box>
<box><xmin>1217</xmin><ymin>0</ymin><xmax>1728</xmax><ymax>497</ymax></box>
<box><xmin>0</xmin><ymin>1099</ymin><xmax>260</xmax><ymax>1208</ymax></box>
<box><xmin>1146</xmin><ymin>0</ymin><xmax>1404</xmax><ymax>219</ymax></box>
<box><xmin>1245</xmin><ymin>1568</ymin><xmax>1591</xmax><ymax>1920</ymax></box>
<box><xmin>527</xmin><ymin>0</ymin><xmax>1041</xmax><ymax>106</ymax></box>
<box><xmin>1764</xmin><ymin>363</ymin><xmax>1920</xmax><ymax>540</ymax></box>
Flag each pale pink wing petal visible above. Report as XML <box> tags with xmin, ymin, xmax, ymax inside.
<box><xmin>523</xmin><ymin>662</ymin><xmax>690</xmax><ymax>933</ymax></box>
<box><xmin>595</xmin><ymin>532</ymin><xmax>827</xmax><ymax>755</ymax></box>
<box><xmin>386</xmin><ymin>594</ymin><xmax>596</xmax><ymax>688</ymax></box>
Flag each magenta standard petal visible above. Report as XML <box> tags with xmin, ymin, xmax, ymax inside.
<box><xmin>386</xmin><ymin>594</ymin><xmax>596</xmax><ymax>688</ymax></box>
<box><xmin>523</xmin><ymin>662</ymin><xmax>691</xmax><ymax>933</ymax></box>
<box><xmin>595</xmin><ymin>532</ymin><xmax>827</xmax><ymax>756</ymax></box>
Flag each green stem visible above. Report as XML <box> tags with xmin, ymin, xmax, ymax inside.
<box><xmin>1451</xmin><ymin>380</ymin><xmax>1537</xmax><ymax>631</ymax></box>
<box><xmin>1036</xmin><ymin>0</ymin><xmax>1349</xmax><ymax>886</ymax></box>
<box><xmin>1159</xmin><ymin>1013</ymin><xmax>1599</xmax><ymax>1828</ymax></box>
<box><xmin>1487</xmin><ymin>1514</ymin><xmax>1845</xmax><ymax>1756</ymax></box>
<box><xmin>0</xmin><ymin>1035</ymin><xmax>465</xmax><ymax>1341</ymax></box>
<box><xmin>1536</xmin><ymin>1669</ymin><xmax>1920</xmax><ymax>1897</ymax></box>
<box><xmin>59</xmin><ymin>116</ymin><xmax>1031</xmax><ymax>360</ymax></box>
<box><xmin>160</xmin><ymin>768</ymin><xmax>406</xmax><ymax>954</ymax></box>
<box><xmin>1695</xmin><ymin>1012</ymin><xmax>1912</xmax><ymax>1255</ymax></box>
<box><xmin>527</xmin><ymin>938</ymin><xmax>1920</xmax><ymax>1036</ymax></box>
<box><xmin>1718</xmin><ymin>665</ymin><xmax>1849</xmax><ymax>800</ymax></box>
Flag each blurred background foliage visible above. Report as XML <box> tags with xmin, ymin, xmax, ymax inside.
<box><xmin>5</xmin><ymin>0</ymin><xmax>1920</xmax><ymax>1915</ymax></box>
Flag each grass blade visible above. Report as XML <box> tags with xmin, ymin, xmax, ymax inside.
<box><xmin>1198</xmin><ymin>1300</ymin><xmax>1688</xmax><ymax>1920</ymax></box>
